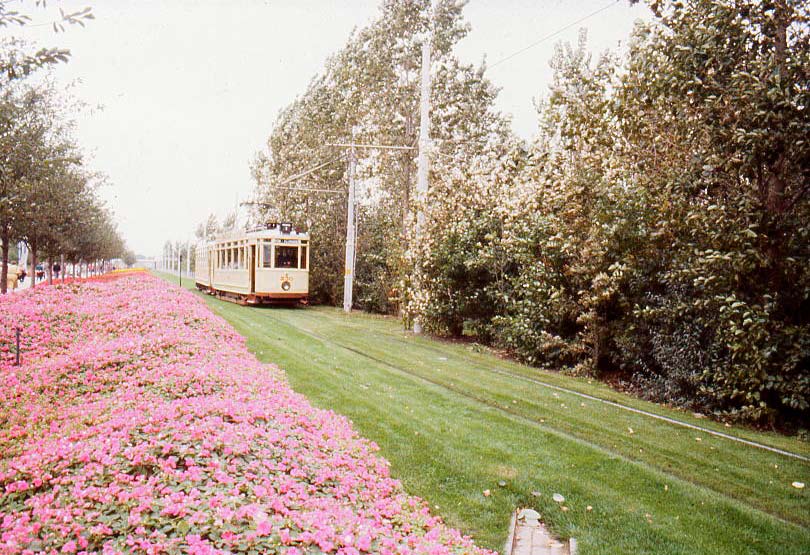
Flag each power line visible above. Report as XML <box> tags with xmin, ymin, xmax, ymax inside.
<box><xmin>488</xmin><ymin>0</ymin><xmax>621</xmax><ymax>70</ymax></box>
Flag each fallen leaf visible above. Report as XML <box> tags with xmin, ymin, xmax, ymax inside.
<box><xmin>627</xmin><ymin>427</ymin><xmax>634</xmax><ymax>434</ymax></box>
<box><xmin>792</xmin><ymin>482</ymin><xmax>805</xmax><ymax>489</ymax></box>
<box><xmin>498</xmin><ymin>481</ymin><xmax>506</xmax><ymax>487</ymax></box>
<box><xmin>561</xmin><ymin>506</ymin><xmax>569</xmax><ymax>512</ymax></box>
<box><xmin>552</xmin><ymin>493</ymin><xmax>565</xmax><ymax>503</ymax></box>
<box><xmin>483</xmin><ymin>489</ymin><xmax>491</xmax><ymax>497</ymax></box>
<box><xmin>586</xmin><ymin>505</ymin><xmax>593</xmax><ymax>511</ymax></box>
<box><xmin>531</xmin><ymin>491</ymin><xmax>541</xmax><ymax>497</ymax></box>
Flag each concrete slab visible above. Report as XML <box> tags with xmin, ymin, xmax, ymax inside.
<box><xmin>504</xmin><ymin>508</ymin><xmax>576</xmax><ymax>555</ymax></box>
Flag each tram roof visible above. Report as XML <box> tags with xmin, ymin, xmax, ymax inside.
<box><xmin>206</xmin><ymin>225</ymin><xmax>309</xmax><ymax>245</ymax></box>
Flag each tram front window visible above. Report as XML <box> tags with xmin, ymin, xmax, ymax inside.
<box><xmin>275</xmin><ymin>246</ymin><xmax>298</xmax><ymax>269</ymax></box>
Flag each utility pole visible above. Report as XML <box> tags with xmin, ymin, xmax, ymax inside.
<box><xmin>245</xmin><ymin>138</ymin><xmax>413</xmax><ymax>315</ymax></box>
<box><xmin>412</xmin><ymin>0</ymin><xmax>436</xmax><ymax>334</ymax></box>
<box><xmin>343</xmin><ymin>128</ymin><xmax>357</xmax><ymax>313</ymax></box>
<box><xmin>186</xmin><ymin>242</ymin><xmax>191</xmax><ymax>276</ymax></box>
<box><xmin>332</xmin><ymin>134</ymin><xmax>416</xmax><ymax>313</ymax></box>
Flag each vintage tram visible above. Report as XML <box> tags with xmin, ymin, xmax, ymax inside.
<box><xmin>195</xmin><ymin>223</ymin><xmax>309</xmax><ymax>305</ymax></box>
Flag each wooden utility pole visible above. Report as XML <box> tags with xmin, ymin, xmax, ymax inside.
<box><xmin>412</xmin><ymin>0</ymin><xmax>436</xmax><ymax>334</ymax></box>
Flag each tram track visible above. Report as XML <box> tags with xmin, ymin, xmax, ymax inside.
<box><xmin>225</xmin><ymin>307</ymin><xmax>808</xmax><ymax>530</ymax></box>
<box><xmin>377</xmin><ymin>331</ymin><xmax>810</xmax><ymax>463</ymax></box>
<box><xmin>290</xmin><ymin>309</ymin><xmax>810</xmax><ymax>462</ymax></box>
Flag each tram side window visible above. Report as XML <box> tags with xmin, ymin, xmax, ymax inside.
<box><xmin>262</xmin><ymin>244</ymin><xmax>273</xmax><ymax>268</ymax></box>
<box><xmin>300</xmin><ymin>246</ymin><xmax>307</xmax><ymax>270</ymax></box>
<box><xmin>275</xmin><ymin>246</ymin><xmax>298</xmax><ymax>269</ymax></box>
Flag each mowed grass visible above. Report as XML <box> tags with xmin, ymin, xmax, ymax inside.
<box><xmin>159</xmin><ymin>273</ymin><xmax>809</xmax><ymax>554</ymax></box>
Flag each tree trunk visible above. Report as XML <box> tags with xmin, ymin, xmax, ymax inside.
<box><xmin>47</xmin><ymin>257</ymin><xmax>53</xmax><ymax>285</ymax></box>
<box><xmin>763</xmin><ymin>1</ymin><xmax>789</xmax><ymax>285</ymax></box>
<box><xmin>766</xmin><ymin>1</ymin><xmax>788</xmax><ymax>217</ymax></box>
<box><xmin>30</xmin><ymin>239</ymin><xmax>37</xmax><ymax>290</ymax></box>
<box><xmin>1</xmin><ymin>224</ymin><xmax>9</xmax><ymax>295</ymax></box>
<box><xmin>61</xmin><ymin>254</ymin><xmax>65</xmax><ymax>283</ymax></box>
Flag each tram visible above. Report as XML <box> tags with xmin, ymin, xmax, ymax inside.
<box><xmin>195</xmin><ymin>223</ymin><xmax>309</xmax><ymax>305</ymax></box>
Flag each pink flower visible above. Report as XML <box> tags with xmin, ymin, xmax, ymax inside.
<box><xmin>256</xmin><ymin>520</ymin><xmax>273</xmax><ymax>536</ymax></box>
<box><xmin>356</xmin><ymin>534</ymin><xmax>372</xmax><ymax>551</ymax></box>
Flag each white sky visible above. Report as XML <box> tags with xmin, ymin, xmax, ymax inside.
<box><xmin>10</xmin><ymin>0</ymin><xmax>651</xmax><ymax>256</ymax></box>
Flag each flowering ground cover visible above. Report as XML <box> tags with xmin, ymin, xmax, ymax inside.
<box><xmin>0</xmin><ymin>273</ymin><xmax>491</xmax><ymax>555</ymax></box>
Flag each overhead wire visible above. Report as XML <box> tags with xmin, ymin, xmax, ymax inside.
<box><xmin>488</xmin><ymin>0</ymin><xmax>621</xmax><ymax>70</ymax></box>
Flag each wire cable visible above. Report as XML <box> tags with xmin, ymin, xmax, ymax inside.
<box><xmin>488</xmin><ymin>0</ymin><xmax>621</xmax><ymax>70</ymax></box>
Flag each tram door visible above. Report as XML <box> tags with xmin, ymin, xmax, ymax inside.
<box><xmin>208</xmin><ymin>247</ymin><xmax>213</xmax><ymax>289</ymax></box>
<box><xmin>249</xmin><ymin>245</ymin><xmax>256</xmax><ymax>294</ymax></box>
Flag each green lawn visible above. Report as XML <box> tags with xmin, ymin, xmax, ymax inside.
<box><xmin>158</xmin><ymin>273</ymin><xmax>809</xmax><ymax>554</ymax></box>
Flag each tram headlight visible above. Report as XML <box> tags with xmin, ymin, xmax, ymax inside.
<box><xmin>281</xmin><ymin>281</ymin><xmax>291</xmax><ymax>291</ymax></box>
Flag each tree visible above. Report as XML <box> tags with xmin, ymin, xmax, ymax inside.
<box><xmin>410</xmin><ymin>1</ymin><xmax>810</xmax><ymax>425</ymax></box>
<box><xmin>251</xmin><ymin>0</ymin><xmax>511</xmax><ymax>309</ymax></box>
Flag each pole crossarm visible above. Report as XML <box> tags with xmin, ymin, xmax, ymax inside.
<box><xmin>243</xmin><ymin>184</ymin><xmax>344</xmax><ymax>197</ymax></box>
<box><xmin>326</xmin><ymin>143</ymin><xmax>415</xmax><ymax>151</ymax></box>
<box><xmin>277</xmin><ymin>156</ymin><xmax>345</xmax><ymax>187</ymax></box>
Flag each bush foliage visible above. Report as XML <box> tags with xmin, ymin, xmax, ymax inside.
<box><xmin>421</xmin><ymin>1</ymin><xmax>809</xmax><ymax>426</ymax></box>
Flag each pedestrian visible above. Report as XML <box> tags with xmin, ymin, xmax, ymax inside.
<box><xmin>6</xmin><ymin>263</ymin><xmax>20</xmax><ymax>291</ymax></box>
<box><xmin>53</xmin><ymin>262</ymin><xmax>61</xmax><ymax>279</ymax></box>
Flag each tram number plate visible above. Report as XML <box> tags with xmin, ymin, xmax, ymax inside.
<box><xmin>277</xmin><ymin>239</ymin><xmax>299</xmax><ymax>244</ymax></box>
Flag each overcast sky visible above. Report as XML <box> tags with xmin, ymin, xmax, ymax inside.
<box><xmin>12</xmin><ymin>0</ymin><xmax>651</xmax><ymax>257</ymax></box>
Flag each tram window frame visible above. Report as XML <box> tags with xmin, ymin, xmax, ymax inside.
<box><xmin>275</xmin><ymin>245</ymin><xmax>298</xmax><ymax>269</ymax></box>
<box><xmin>262</xmin><ymin>242</ymin><xmax>273</xmax><ymax>268</ymax></box>
<box><xmin>300</xmin><ymin>246</ymin><xmax>307</xmax><ymax>270</ymax></box>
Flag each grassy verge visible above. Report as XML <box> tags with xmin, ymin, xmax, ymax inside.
<box><xmin>157</xmin><ymin>273</ymin><xmax>810</xmax><ymax>554</ymax></box>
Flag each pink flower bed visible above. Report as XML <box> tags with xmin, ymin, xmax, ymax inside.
<box><xmin>0</xmin><ymin>274</ymin><xmax>491</xmax><ymax>555</ymax></box>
